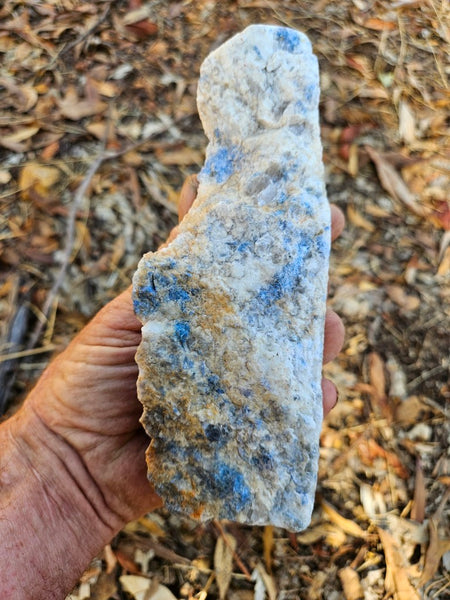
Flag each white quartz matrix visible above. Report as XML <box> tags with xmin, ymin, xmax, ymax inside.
<box><xmin>133</xmin><ymin>24</ymin><xmax>331</xmax><ymax>531</ymax></box>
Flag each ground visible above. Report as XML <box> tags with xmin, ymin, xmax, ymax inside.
<box><xmin>0</xmin><ymin>1</ymin><xmax>449</xmax><ymax>599</ymax></box>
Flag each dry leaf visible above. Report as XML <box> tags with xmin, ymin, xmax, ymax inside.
<box><xmin>0</xmin><ymin>125</ymin><xmax>39</xmax><ymax>151</ymax></box>
<box><xmin>58</xmin><ymin>85</ymin><xmax>107</xmax><ymax>120</ymax></box>
<box><xmin>398</xmin><ymin>101</ymin><xmax>416</xmax><ymax>145</ymax></box>
<box><xmin>0</xmin><ymin>76</ymin><xmax>38</xmax><ymax>112</ymax></box>
<box><xmin>321</xmin><ymin>500</ymin><xmax>367</xmax><ymax>539</ymax></box>
<box><xmin>19</xmin><ymin>163</ymin><xmax>60</xmax><ymax>201</ymax></box>
<box><xmin>360</xmin><ymin>483</ymin><xmax>387</xmax><ymax>519</ymax></box>
<box><xmin>88</xmin><ymin>571</ymin><xmax>117</xmax><ymax>600</ymax></box>
<box><xmin>432</xmin><ymin>201</ymin><xmax>450</xmax><ymax>231</ymax></box>
<box><xmin>103</xmin><ymin>544</ymin><xmax>117</xmax><ymax>575</ymax></box>
<box><xmin>386</xmin><ymin>285</ymin><xmax>420</xmax><ymax>312</ymax></box>
<box><xmin>410</xmin><ymin>458</ymin><xmax>425</xmax><ymax>523</ymax></box>
<box><xmin>339</xmin><ymin>567</ymin><xmax>364</xmax><ymax>600</ymax></box>
<box><xmin>363</xmin><ymin>17</ymin><xmax>397</xmax><ymax>31</ymax></box>
<box><xmin>358</xmin><ymin>438</ymin><xmax>409</xmax><ymax>479</ymax></box>
<box><xmin>115</xmin><ymin>549</ymin><xmax>141</xmax><ymax>574</ymax></box>
<box><xmin>419</xmin><ymin>519</ymin><xmax>450</xmax><ymax>586</ymax></box>
<box><xmin>214</xmin><ymin>532</ymin><xmax>236</xmax><ymax>600</ymax></box>
<box><xmin>366</xmin><ymin>146</ymin><xmax>427</xmax><ymax>217</ymax></box>
<box><xmin>120</xmin><ymin>575</ymin><xmax>151</xmax><ymax>598</ymax></box>
<box><xmin>263</xmin><ymin>526</ymin><xmax>274</xmax><ymax>574</ymax></box>
<box><xmin>120</xmin><ymin>575</ymin><xmax>177</xmax><ymax>600</ymax></box>
<box><xmin>308</xmin><ymin>571</ymin><xmax>327</xmax><ymax>600</ymax></box>
<box><xmin>157</xmin><ymin>147</ymin><xmax>204</xmax><ymax>166</ymax></box>
<box><xmin>256</xmin><ymin>563</ymin><xmax>277</xmax><ymax>600</ymax></box>
<box><xmin>0</xmin><ymin>169</ymin><xmax>11</xmax><ymax>184</ymax></box>
<box><xmin>437</xmin><ymin>246</ymin><xmax>450</xmax><ymax>276</ymax></box>
<box><xmin>251</xmin><ymin>566</ymin><xmax>266</xmax><ymax>600</ymax></box>
<box><xmin>347</xmin><ymin>205</ymin><xmax>375</xmax><ymax>232</ymax></box>
<box><xmin>368</xmin><ymin>351</ymin><xmax>393</xmax><ymax>420</ymax></box>
<box><xmin>395</xmin><ymin>395</ymin><xmax>427</xmax><ymax>426</ymax></box>
<box><xmin>378</xmin><ymin>527</ymin><xmax>421</xmax><ymax>599</ymax></box>
<box><xmin>86</xmin><ymin>121</ymin><xmax>109</xmax><ymax>140</ymax></box>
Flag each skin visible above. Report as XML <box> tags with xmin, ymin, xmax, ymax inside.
<box><xmin>0</xmin><ymin>177</ymin><xmax>345</xmax><ymax>599</ymax></box>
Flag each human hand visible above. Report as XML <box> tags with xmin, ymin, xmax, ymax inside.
<box><xmin>25</xmin><ymin>176</ymin><xmax>345</xmax><ymax>526</ymax></box>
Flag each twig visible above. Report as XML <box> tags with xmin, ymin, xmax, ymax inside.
<box><xmin>27</xmin><ymin>153</ymin><xmax>105</xmax><ymax>350</ymax></box>
<box><xmin>214</xmin><ymin>521</ymin><xmax>252</xmax><ymax>581</ymax></box>
<box><xmin>0</xmin><ymin>345</ymin><xmax>56</xmax><ymax>364</ymax></box>
<box><xmin>27</xmin><ymin>110</ymin><xmax>190</xmax><ymax>350</ymax></box>
<box><xmin>48</xmin><ymin>2</ymin><xmax>112</xmax><ymax>68</ymax></box>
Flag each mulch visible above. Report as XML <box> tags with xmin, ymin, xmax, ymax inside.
<box><xmin>0</xmin><ymin>1</ymin><xmax>448</xmax><ymax>599</ymax></box>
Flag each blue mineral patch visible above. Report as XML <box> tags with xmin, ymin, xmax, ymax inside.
<box><xmin>214</xmin><ymin>463</ymin><xmax>251</xmax><ymax>511</ymax></box>
<box><xmin>304</xmin><ymin>83</ymin><xmax>316</xmax><ymax>105</ymax></box>
<box><xmin>315</xmin><ymin>232</ymin><xmax>330</xmax><ymax>257</ymax></box>
<box><xmin>135</xmin><ymin>267</ymin><xmax>198</xmax><ymax>318</ymax></box>
<box><xmin>253</xmin><ymin>45</ymin><xmax>263</xmax><ymax>59</ymax></box>
<box><xmin>276</xmin><ymin>28</ymin><xmax>300</xmax><ymax>53</ymax></box>
<box><xmin>174</xmin><ymin>321</ymin><xmax>190</xmax><ymax>345</ymax></box>
<box><xmin>182</xmin><ymin>356</ymin><xmax>194</xmax><ymax>370</ymax></box>
<box><xmin>203</xmin><ymin>423</ymin><xmax>230</xmax><ymax>444</ymax></box>
<box><xmin>252</xmin><ymin>449</ymin><xmax>274</xmax><ymax>470</ymax></box>
<box><xmin>256</xmin><ymin>235</ymin><xmax>313</xmax><ymax>306</ymax></box>
<box><xmin>203</xmin><ymin>146</ymin><xmax>239</xmax><ymax>184</ymax></box>
<box><xmin>226</xmin><ymin>239</ymin><xmax>251</xmax><ymax>254</ymax></box>
<box><xmin>206</xmin><ymin>374</ymin><xmax>225</xmax><ymax>395</ymax></box>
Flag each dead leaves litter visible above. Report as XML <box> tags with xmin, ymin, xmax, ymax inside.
<box><xmin>214</xmin><ymin>532</ymin><xmax>236</xmax><ymax>600</ymax></box>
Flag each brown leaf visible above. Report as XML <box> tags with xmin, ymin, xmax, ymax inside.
<box><xmin>0</xmin><ymin>125</ymin><xmax>40</xmax><ymax>151</ymax></box>
<box><xmin>338</xmin><ymin>567</ymin><xmax>364</xmax><ymax>600</ymax></box>
<box><xmin>363</xmin><ymin>17</ymin><xmax>397</xmax><ymax>31</ymax></box>
<box><xmin>395</xmin><ymin>396</ymin><xmax>428</xmax><ymax>426</ymax></box>
<box><xmin>126</xmin><ymin>20</ymin><xmax>158</xmax><ymax>39</ymax></box>
<box><xmin>368</xmin><ymin>351</ymin><xmax>393</xmax><ymax>420</ymax></box>
<box><xmin>321</xmin><ymin>500</ymin><xmax>367</xmax><ymax>539</ymax></box>
<box><xmin>358</xmin><ymin>439</ymin><xmax>409</xmax><ymax>479</ymax></box>
<box><xmin>0</xmin><ymin>76</ymin><xmax>38</xmax><ymax>112</ymax></box>
<box><xmin>58</xmin><ymin>85</ymin><xmax>107</xmax><ymax>120</ymax></box>
<box><xmin>157</xmin><ymin>147</ymin><xmax>204</xmax><ymax>166</ymax></box>
<box><xmin>411</xmin><ymin>458</ymin><xmax>426</xmax><ymax>523</ymax></box>
<box><xmin>431</xmin><ymin>201</ymin><xmax>450</xmax><ymax>231</ymax></box>
<box><xmin>378</xmin><ymin>527</ymin><xmax>421</xmax><ymax>600</ymax></box>
<box><xmin>115</xmin><ymin>549</ymin><xmax>141</xmax><ymax>574</ymax></box>
<box><xmin>40</xmin><ymin>140</ymin><xmax>60</xmax><ymax>161</ymax></box>
<box><xmin>347</xmin><ymin>205</ymin><xmax>375</xmax><ymax>232</ymax></box>
<box><xmin>398</xmin><ymin>101</ymin><xmax>416</xmax><ymax>144</ymax></box>
<box><xmin>263</xmin><ymin>525</ymin><xmax>274</xmax><ymax>574</ymax></box>
<box><xmin>366</xmin><ymin>146</ymin><xmax>427</xmax><ymax>217</ymax></box>
<box><xmin>19</xmin><ymin>163</ymin><xmax>60</xmax><ymax>202</ymax></box>
<box><xmin>214</xmin><ymin>533</ymin><xmax>236</xmax><ymax>600</ymax></box>
<box><xmin>386</xmin><ymin>285</ymin><xmax>420</xmax><ymax>312</ymax></box>
<box><xmin>419</xmin><ymin>519</ymin><xmax>450</xmax><ymax>586</ymax></box>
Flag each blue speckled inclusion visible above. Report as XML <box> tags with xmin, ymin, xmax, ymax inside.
<box><xmin>214</xmin><ymin>463</ymin><xmax>251</xmax><ymax>511</ymax></box>
<box><xmin>276</xmin><ymin>28</ymin><xmax>300</xmax><ymax>53</ymax></box>
<box><xmin>134</xmin><ymin>269</ymin><xmax>197</xmax><ymax>318</ymax></box>
<box><xmin>174</xmin><ymin>321</ymin><xmax>190</xmax><ymax>345</ymax></box>
<box><xmin>203</xmin><ymin>146</ymin><xmax>238</xmax><ymax>183</ymax></box>
<box><xmin>257</xmin><ymin>235</ymin><xmax>313</xmax><ymax>305</ymax></box>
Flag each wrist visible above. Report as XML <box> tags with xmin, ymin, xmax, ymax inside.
<box><xmin>0</xmin><ymin>404</ymin><xmax>123</xmax><ymax>599</ymax></box>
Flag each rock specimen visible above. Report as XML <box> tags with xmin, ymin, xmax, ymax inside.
<box><xmin>133</xmin><ymin>24</ymin><xmax>330</xmax><ymax>531</ymax></box>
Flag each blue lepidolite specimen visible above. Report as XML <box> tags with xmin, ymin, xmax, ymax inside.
<box><xmin>133</xmin><ymin>24</ymin><xmax>330</xmax><ymax>531</ymax></box>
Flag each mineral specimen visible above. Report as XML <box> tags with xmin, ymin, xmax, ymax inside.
<box><xmin>133</xmin><ymin>24</ymin><xmax>330</xmax><ymax>531</ymax></box>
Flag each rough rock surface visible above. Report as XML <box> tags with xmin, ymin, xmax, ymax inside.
<box><xmin>133</xmin><ymin>24</ymin><xmax>330</xmax><ymax>531</ymax></box>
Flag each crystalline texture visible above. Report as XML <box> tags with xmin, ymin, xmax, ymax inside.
<box><xmin>132</xmin><ymin>24</ymin><xmax>330</xmax><ymax>531</ymax></box>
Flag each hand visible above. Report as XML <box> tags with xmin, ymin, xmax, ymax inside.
<box><xmin>26</xmin><ymin>176</ymin><xmax>345</xmax><ymax>524</ymax></box>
